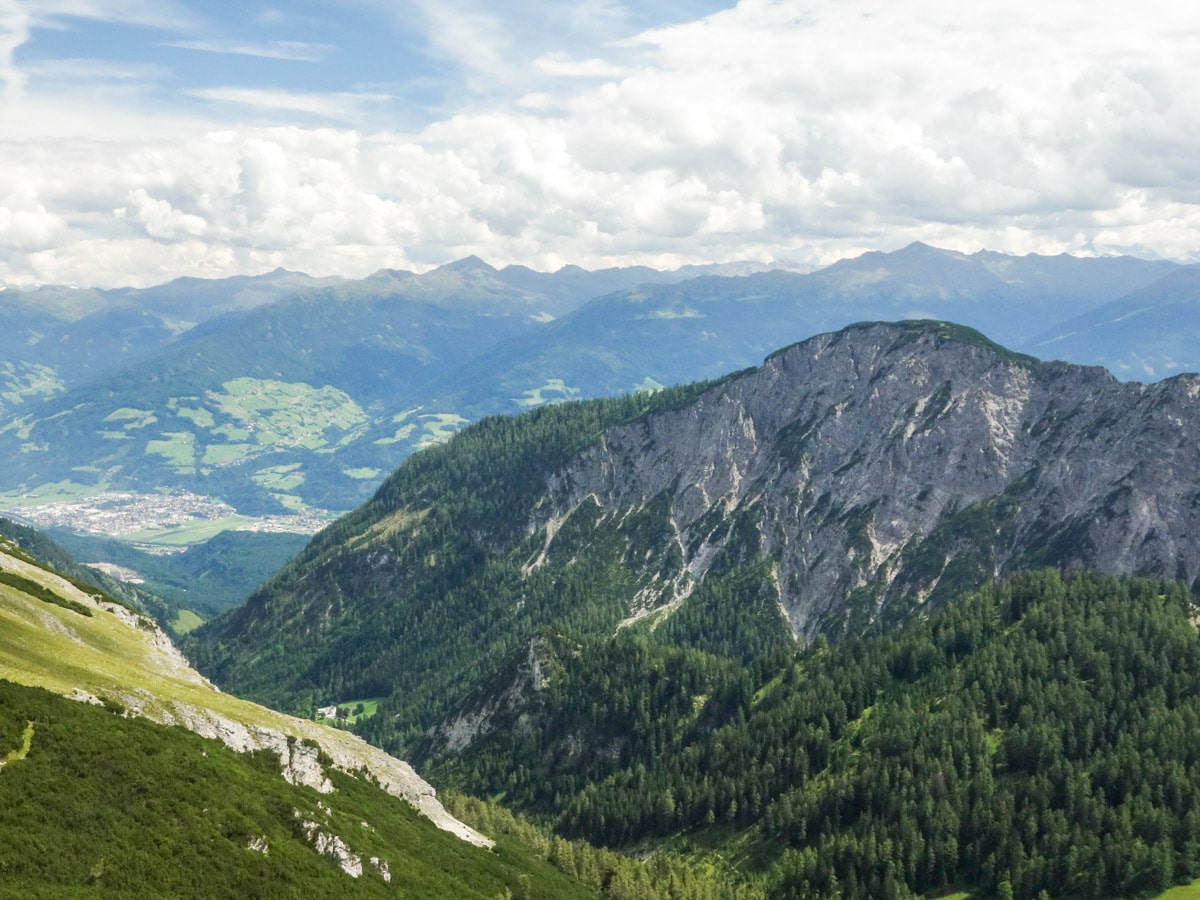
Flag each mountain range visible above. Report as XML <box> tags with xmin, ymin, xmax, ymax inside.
<box><xmin>1</xmin><ymin>246</ymin><xmax>1196</xmax><ymax>636</ymax></box>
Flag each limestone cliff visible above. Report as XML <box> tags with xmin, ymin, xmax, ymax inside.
<box><xmin>535</xmin><ymin>321</ymin><xmax>1200</xmax><ymax>637</ymax></box>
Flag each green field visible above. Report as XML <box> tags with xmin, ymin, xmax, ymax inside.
<box><xmin>0</xmin><ymin>544</ymin><xmax>596</xmax><ymax>899</ymax></box>
<box><xmin>210</xmin><ymin>378</ymin><xmax>367</xmax><ymax>449</ymax></box>
<box><xmin>145</xmin><ymin>431</ymin><xmax>197</xmax><ymax>474</ymax></box>
<box><xmin>102</xmin><ymin>407</ymin><xmax>157</xmax><ymax>429</ymax></box>
<box><xmin>0</xmin><ymin>479</ymin><xmax>110</xmax><ymax>507</ymax></box>
<box><xmin>123</xmin><ymin>516</ymin><xmax>259</xmax><ymax>547</ymax></box>
<box><xmin>125</xmin><ymin>378</ymin><xmax>378</xmax><ymax>474</ymax></box>
<box><xmin>319</xmin><ymin>698</ymin><xmax>382</xmax><ymax>726</ymax></box>
<box><xmin>514</xmin><ymin>377</ymin><xmax>582</xmax><ymax>408</ymax></box>
<box><xmin>252</xmin><ymin>463</ymin><xmax>306</xmax><ymax>492</ymax></box>
<box><xmin>0</xmin><ymin>362</ymin><xmax>64</xmax><ymax>407</ymax></box>
<box><xmin>931</xmin><ymin>883</ymin><xmax>1200</xmax><ymax>899</ymax></box>
<box><xmin>174</xmin><ymin>405</ymin><xmax>215</xmax><ymax>428</ymax></box>
<box><xmin>170</xmin><ymin>608</ymin><xmax>205</xmax><ymax>635</ymax></box>
<box><xmin>416</xmin><ymin>413</ymin><xmax>469</xmax><ymax>448</ymax></box>
<box><xmin>373</xmin><ymin>408</ymin><xmax>420</xmax><ymax>445</ymax></box>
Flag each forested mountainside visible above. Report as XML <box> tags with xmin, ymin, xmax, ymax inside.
<box><xmin>439</xmin><ymin>571</ymin><xmax>1200</xmax><ymax>899</ymax></box>
<box><xmin>11</xmin><ymin>501</ymin><xmax>1200</xmax><ymax>896</ymax></box>
<box><xmin>192</xmin><ymin>319</ymin><xmax>1200</xmax><ymax>755</ymax></box>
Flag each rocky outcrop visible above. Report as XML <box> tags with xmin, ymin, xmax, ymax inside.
<box><xmin>534</xmin><ymin>322</ymin><xmax>1200</xmax><ymax>638</ymax></box>
<box><xmin>431</xmin><ymin>637</ymin><xmax>549</xmax><ymax>753</ymax></box>
<box><xmin>164</xmin><ymin>700</ymin><xmax>492</xmax><ymax>847</ymax></box>
<box><xmin>296</xmin><ymin>813</ymin><xmax>363</xmax><ymax>878</ymax></box>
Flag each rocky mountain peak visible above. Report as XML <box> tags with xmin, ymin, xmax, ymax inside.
<box><xmin>195</xmin><ymin>318</ymin><xmax>1200</xmax><ymax>736</ymax></box>
<box><xmin>534</xmin><ymin>320</ymin><xmax>1197</xmax><ymax>636</ymax></box>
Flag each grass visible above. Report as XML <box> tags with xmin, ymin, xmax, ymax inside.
<box><xmin>122</xmin><ymin>516</ymin><xmax>260</xmax><ymax>546</ymax></box>
<box><xmin>374</xmin><ymin>424</ymin><xmax>416</xmax><ymax>445</ymax></box>
<box><xmin>0</xmin><ymin>541</ymin><xmax>602</xmax><ymax>899</ymax></box>
<box><xmin>170</xmin><ymin>609</ymin><xmax>205</xmax><ymax>635</ymax></box>
<box><xmin>102</xmin><ymin>407</ymin><xmax>157</xmax><ymax>429</ymax></box>
<box><xmin>0</xmin><ymin>479</ymin><xmax>110</xmax><ymax>507</ymax></box>
<box><xmin>0</xmin><ymin>362</ymin><xmax>63</xmax><ymax>407</ymax></box>
<box><xmin>927</xmin><ymin>886</ymin><xmax>1200</xmax><ymax>900</ymax></box>
<box><xmin>146</xmin><ymin>431</ymin><xmax>197</xmax><ymax>474</ymax></box>
<box><xmin>374</xmin><ymin>408</ymin><xmax>421</xmax><ymax>445</ymax></box>
<box><xmin>319</xmin><ymin>698</ymin><xmax>381</xmax><ymax>726</ymax></box>
<box><xmin>513</xmin><ymin>378</ymin><xmax>582</xmax><ymax>408</ymax></box>
<box><xmin>0</xmin><ymin>679</ymin><xmax>590</xmax><ymax>899</ymax></box>
<box><xmin>252</xmin><ymin>463</ymin><xmax>306</xmax><ymax>492</ymax></box>
<box><xmin>0</xmin><ymin>540</ymin><xmax>467</xmax><ymax>788</ymax></box>
<box><xmin>1159</xmin><ymin>880</ymin><xmax>1200</xmax><ymax>899</ymax></box>
<box><xmin>415</xmin><ymin>413</ymin><xmax>469</xmax><ymax>448</ymax></box>
<box><xmin>342</xmin><ymin>467</ymin><xmax>380</xmax><ymax>480</ymax></box>
<box><xmin>175</xmin><ymin>406</ymin><xmax>215</xmax><ymax>428</ymax></box>
<box><xmin>0</xmin><ymin>570</ymin><xmax>93</xmax><ymax>617</ymax></box>
<box><xmin>632</xmin><ymin>377</ymin><xmax>665</xmax><ymax>393</ymax></box>
<box><xmin>210</xmin><ymin>378</ymin><xmax>367</xmax><ymax>450</ymax></box>
<box><xmin>202</xmin><ymin>443</ymin><xmax>256</xmax><ymax>465</ymax></box>
<box><xmin>1</xmin><ymin>720</ymin><xmax>33</xmax><ymax>767</ymax></box>
<box><xmin>272</xmin><ymin>493</ymin><xmax>307</xmax><ymax>512</ymax></box>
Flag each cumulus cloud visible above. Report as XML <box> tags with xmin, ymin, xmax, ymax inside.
<box><xmin>117</xmin><ymin>188</ymin><xmax>208</xmax><ymax>239</ymax></box>
<box><xmin>1</xmin><ymin>0</ymin><xmax>1198</xmax><ymax>286</ymax></box>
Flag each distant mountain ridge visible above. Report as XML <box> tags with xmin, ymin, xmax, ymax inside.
<box><xmin>2</xmin><ymin>246</ymin><xmax>1195</xmax><ymax>621</ymax></box>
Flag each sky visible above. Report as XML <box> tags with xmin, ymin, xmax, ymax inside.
<box><xmin>0</xmin><ymin>0</ymin><xmax>1197</xmax><ymax>287</ymax></box>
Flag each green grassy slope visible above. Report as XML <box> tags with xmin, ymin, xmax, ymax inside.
<box><xmin>0</xmin><ymin>533</ymin><xmax>599</xmax><ymax>899</ymax></box>
<box><xmin>0</xmin><ymin>680</ymin><xmax>590</xmax><ymax>899</ymax></box>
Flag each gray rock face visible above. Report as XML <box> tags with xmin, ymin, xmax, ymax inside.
<box><xmin>535</xmin><ymin>322</ymin><xmax>1200</xmax><ymax>638</ymax></box>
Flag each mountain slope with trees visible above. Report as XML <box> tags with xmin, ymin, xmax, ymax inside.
<box><xmin>193</xmin><ymin>320</ymin><xmax>1200</xmax><ymax>759</ymax></box>
<box><xmin>435</xmin><ymin>571</ymin><xmax>1200</xmax><ymax>899</ymax></box>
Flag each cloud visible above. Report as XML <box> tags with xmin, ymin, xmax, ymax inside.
<box><xmin>1</xmin><ymin>0</ymin><xmax>1199</xmax><ymax>286</ymax></box>
<box><xmin>24</xmin><ymin>0</ymin><xmax>198</xmax><ymax>33</ymax></box>
<box><xmin>533</xmin><ymin>52</ymin><xmax>626</xmax><ymax>79</ymax></box>
<box><xmin>0</xmin><ymin>1</ymin><xmax>32</xmax><ymax>96</ymax></box>
<box><xmin>164</xmin><ymin>38</ymin><xmax>336</xmax><ymax>63</ymax></box>
<box><xmin>187</xmin><ymin>87</ymin><xmax>391</xmax><ymax>121</ymax></box>
<box><xmin>0</xmin><ymin>204</ymin><xmax>67</xmax><ymax>250</ymax></box>
<box><xmin>253</xmin><ymin>6</ymin><xmax>284</xmax><ymax>27</ymax></box>
<box><xmin>117</xmin><ymin>188</ymin><xmax>207</xmax><ymax>240</ymax></box>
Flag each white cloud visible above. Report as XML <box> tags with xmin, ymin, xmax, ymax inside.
<box><xmin>0</xmin><ymin>1</ymin><xmax>32</xmax><ymax>97</ymax></box>
<box><xmin>164</xmin><ymin>39</ymin><xmax>335</xmax><ymax>63</ymax></box>
<box><xmin>0</xmin><ymin>204</ymin><xmax>67</xmax><ymax>250</ymax></box>
<box><xmin>23</xmin><ymin>0</ymin><xmax>198</xmax><ymax>33</ymax></box>
<box><xmin>1</xmin><ymin>0</ymin><xmax>1199</xmax><ymax>286</ymax></box>
<box><xmin>186</xmin><ymin>87</ymin><xmax>391</xmax><ymax>121</ymax></box>
<box><xmin>117</xmin><ymin>188</ymin><xmax>207</xmax><ymax>239</ymax></box>
<box><xmin>533</xmin><ymin>52</ymin><xmax>626</xmax><ymax>79</ymax></box>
